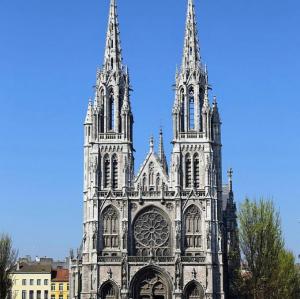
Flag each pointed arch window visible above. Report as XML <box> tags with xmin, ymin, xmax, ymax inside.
<box><xmin>184</xmin><ymin>205</ymin><xmax>202</xmax><ymax>249</ymax></box>
<box><xmin>194</xmin><ymin>153</ymin><xmax>200</xmax><ymax>188</ymax></box>
<box><xmin>100</xmin><ymin>89</ymin><xmax>105</xmax><ymax>133</ymax></box>
<box><xmin>109</xmin><ymin>91</ymin><xmax>115</xmax><ymax>131</ymax></box>
<box><xmin>104</xmin><ymin>154</ymin><xmax>110</xmax><ymax>188</ymax></box>
<box><xmin>112</xmin><ymin>155</ymin><xmax>118</xmax><ymax>190</ymax></box>
<box><xmin>180</xmin><ymin>89</ymin><xmax>185</xmax><ymax>132</ymax></box>
<box><xmin>110</xmin><ymin>58</ymin><xmax>114</xmax><ymax>70</ymax></box>
<box><xmin>185</xmin><ymin>153</ymin><xmax>192</xmax><ymax>188</ymax></box>
<box><xmin>189</xmin><ymin>88</ymin><xmax>195</xmax><ymax>130</ymax></box>
<box><xmin>102</xmin><ymin>206</ymin><xmax>119</xmax><ymax>249</ymax></box>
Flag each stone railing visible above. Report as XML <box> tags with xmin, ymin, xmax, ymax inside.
<box><xmin>98</xmin><ymin>256</ymin><xmax>122</xmax><ymax>263</ymax></box>
<box><xmin>181</xmin><ymin>256</ymin><xmax>205</xmax><ymax>263</ymax></box>
<box><xmin>128</xmin><ymin>256</ymin><xmax>175</xmax><ymax>264</ymax></box>
<box><xmin>97</xmin><ymin>190</ymin><xmax>205</xmax><ymax>199</ymax></box>
<box><xmin>98</xmin><ymin>133</ymin><xmax>123</xmax><ymax>140</ymax></box>
<box><xmin>179</xmin><ymin>132</ymin><xmax>205</xmax><ymax>139</ymax></box>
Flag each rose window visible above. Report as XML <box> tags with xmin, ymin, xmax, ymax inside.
<box><xmin>134</xmin><ymin>209</ymin><xmax>169</xmax><ymax>248</ymax></box>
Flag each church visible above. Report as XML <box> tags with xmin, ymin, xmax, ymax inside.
<box><xmin>69</xmin><ymin>0</ymin><xmax>239</xmax><ymax>298</ymax></box>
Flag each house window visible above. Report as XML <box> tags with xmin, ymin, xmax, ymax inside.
<box><xmin>51</xmin><ymin>283</ymin><xmax>55</xmax><ymax>291</ymax></box>
<box><xmin>59</xmin><ymin>283</ymin><xmax>63</xmax><ymax>291</ymax></box>
<box><xmin>29</xmin><ymin>291</ymin><xmax>34</xmax><ymax>299</ymax></box>
<box><xmin>22</xmin><ymin>279</ymin><xmax>26</xmax><ymax>286</ymax></box>
<box><xmin>37</xmin><ymin>291</ymin><xmax>41</xmax><ymax>299</ymax></box>
<box><xmin>37</xmin><ymin>279</ymin><xmax>41</xmax><ymax>285</ymax></box>
<box><xmin>44</xmin><ymin>279</ymin><xmax>48</xmax><ymax>285</ymax></box>
<box><xmin>30</xmin><ymin>279</ymin><xmax>34</xmax><ymax>285</ymax></box>
<box><xmin>44</xmin><ymin>291</ymin><xmax>48</xmax><ymax>299</ymax></box>
<box><xmin>22</xmin><ymin>291</ymin><xmax>26</xmax><ymax>299</ymax></box>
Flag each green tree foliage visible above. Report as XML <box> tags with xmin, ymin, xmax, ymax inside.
<box><xmin>0</xmin><ymin>234</ymin><xmax>17</xmax><ymax>299</ymax></box>
<box><xmin>238</xmin><ymin>198</ymin><xmax>300</xmax><ymax>299</ymax></box>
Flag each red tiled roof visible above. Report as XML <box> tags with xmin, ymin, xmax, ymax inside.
<box><xmin>51</xmin><ymin>268</ymin><xmax>69</xmax><ymax>282</ymax></box>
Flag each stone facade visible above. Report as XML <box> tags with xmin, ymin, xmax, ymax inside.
<box><xmin>69</xmin><ymin>0</ymin><xmax>238</xmax><ymax>299</ymax></box>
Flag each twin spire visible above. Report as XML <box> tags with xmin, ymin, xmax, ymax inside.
<box><xmin>103</xmin><ymin>0</ymin><xmax>201</xmax><ymax>72</ymax></box>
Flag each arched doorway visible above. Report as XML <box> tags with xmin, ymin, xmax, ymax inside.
<box><xmin>130</xmin><ymin>266</ymin><xmax>172</xmax><ymax>299</ymax></box>
<box><xmin>100</xmin><ymin>281</ymin><xmax>119</xmax><ymax>299</ymax></box>
<box><xmin>183</xmin><ymin>281</ymin><xmax>204</xmax><ymax>299</ymax></box>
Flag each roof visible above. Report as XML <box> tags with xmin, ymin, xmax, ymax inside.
<box><xmin>13</xmin><ymin>262</ymin><xmax>51</xmax><ymax>274</ymax></box>
<box><xmin>51</xmin><ymin>268</ymin><xmax>69</xmax><ymax>282</ymax></box>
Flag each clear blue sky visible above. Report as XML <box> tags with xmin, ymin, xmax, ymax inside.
<box><xmin>0</xmin><ymin>0</ymin><xmax>299</xmax><ymax>260</ymax></box>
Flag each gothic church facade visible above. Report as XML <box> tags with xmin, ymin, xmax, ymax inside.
<box><xmin>70</xmin><ymin>0</ymin><xmax>238</xmax><ymax>298</ymax></box>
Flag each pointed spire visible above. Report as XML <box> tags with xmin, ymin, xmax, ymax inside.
<box><xmin>182</xmin><ymin>0</ymin><xmax>201</xmax><ymax>70</ymax></box>
<box><xmin>104</xmin><ymin>0</ymin><xmax>123</xmax><ymax>71</ymax></box>
<box><xmin>227</xmin><ymin>168</ymin><xmax>233</xmax><ymax>193</ymax></box>
<box><xmin>158</xmin><ymin>128</ymin><xmax>168</xmax><ymax>173</ymax></box>
<box><xmin>121</xmin><ymin>72</ymin><xmax>131</xmax><ymax>112</ymax></box>
<box><xmin>149</xmin><ymin>135</ymin><xmax>154</xmax><ymax>153</ymax></box>
<box><xmin>84</xmin><ymin>99</ymin><xmax>93</xmax><ymax>125</ymax></box>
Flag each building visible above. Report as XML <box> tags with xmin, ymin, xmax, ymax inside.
<box><xmin>70</xmin><ymin>0</ymin><xmax>238</xmax><ymax>299</ymax></box>
<box><xmin>11</xmin><ymin>260</ymin><xmax>51</xmax><ymax>299</ymax></box>
<box><xmin>51</xmin><ymin>268</ymin><xmax>69</xmax><ymax>299</ymax></box>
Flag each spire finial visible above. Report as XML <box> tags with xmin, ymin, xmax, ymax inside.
<box><xmin>158</xmin><ymin>128</ymin><xmax>168</xmax><ymax>173</ymax></box>
<box><xmin>227</xmin><ymin>168</ymin><xmax>233</xmax><ymax>192</ymax></box>
<box><xmin>182</xmin><ymin>0</ymin><xmax>201</xmax><ymax>70</ymax></box>
<box><xmin>104</xmin><ymin>0</ymin><xmax>123</xmax><ymax>71</ymax></box>
<box><xmin>150</xmin><ymin>135</ymin><xmax>154</xmax><ymax>152</ymax></box>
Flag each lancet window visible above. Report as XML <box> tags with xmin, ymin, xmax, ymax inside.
<box><xmin>112</xmin><ymin>154</ymin><xmax>118</xmax><ymax>190</ymax></box>
<box><xmin>194</xmin><ymin>153</ymin><xmax>200</xmax><ymax>188</ymax></box>
<box><xmin>184</xmin><ymin>205</ymin><xmax>202</xmax><ymax>249</ymax></box>
<box><xmin>104</xmin><ymin>154</ymin><xmax>110</xmax><ymax>188</ymax></box>
<box><xmin>102</xmin><ymin>206</ymin><xmax>119</xmax><ymax>249</ymax></box>
<box><xmin>189</xmin><ymin>88</ymin><xmax>195</xmax><ymax>130</ymax></box>
<box><xmin>109</xmin><ymin>91</ymin><xmax>114</xmax><ymax>131</ymax></box>
<box><xmin>185</xmin><ymin>153</ymin><xmax>192</xmax><ymax>188</ymax></box>
<box><xmin>180</xmin><ymin>89</ymin><xmax>185</xmax><ymax>132</ymax></box>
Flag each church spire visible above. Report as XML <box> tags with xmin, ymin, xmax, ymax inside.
<box><xmin>158</xmin><ymin>128</ymin><xmax>168</xmax><ymax>173</ymax></box>
<box><xmin>104</xmin><ymin>0</ymin><xmax>123</xmax><ymax>71</ymax></box>
<box><xmin>182</xmin><ymin>0</ymin><xmax>201</xmax><ymax>70</ymax></box>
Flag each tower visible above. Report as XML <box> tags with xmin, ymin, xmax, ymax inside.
<box><xmin>70</xmin><ymin>1</ymin><xmax>235</xmax><ymax>299</ymax></box>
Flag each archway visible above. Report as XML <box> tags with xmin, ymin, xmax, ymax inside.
<box><xmin>183</xmin><ymin>281</ymin><xmax>204</xmax><ymax>299</ymax></box>
<box><xmin>100</xmin><ymin>281</ymin><xmax>119</xmax><ymax>299</ymax></box>
<box><xmin>130</xmin><ymin>266</ymin><xmax>172</xmax><ymax>299</ymax></box>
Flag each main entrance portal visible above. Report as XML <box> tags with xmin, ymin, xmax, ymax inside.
<box><xmin>130</xmin><ymin>267</ymin><xmax>172</xmax><ymax>299</ymax></box>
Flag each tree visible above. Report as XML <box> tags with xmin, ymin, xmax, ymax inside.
<box><xmin>238</xmin><ymin>198</ymin><xmax>283</xmax><ymax>299</ymax></box>
<box><xmin>277</xmin><ymin>249</ymin><xmax>300</xmax><ymax>298</ymax></box>
<box><xmin>238</xmin><ymin>198</ymin><xmax>300</xmax><ymax>299</ymax></box>
<box><xmin>0</xmin><ymin>234</ymin><xmax>18</xmax><ymax>299</ymax></box>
